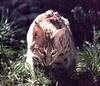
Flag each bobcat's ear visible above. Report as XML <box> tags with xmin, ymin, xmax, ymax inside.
<box><xmin>32</xmin><ymin>21</ymin><xmax>43</xmax><ymax>39</ymax></box>
<box><xmin>33</xmin><ymin>27</ymin><xmax>42</xmax><ymax>40</ymax></box>
<box><xmin>32</xmin><ymin>25</ymin><xmax>39</xmax><ymax>39</ymax></box>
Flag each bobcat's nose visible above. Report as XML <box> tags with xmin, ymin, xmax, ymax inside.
<box><xmin>43</xmin><ymin>60</ymin><xmax>52</xmax><ymax>67</ymax></box>
<box><xmin>43</xmin><ymin>62</ymin><xmax>51</xmax><ymax>67</ymax></box>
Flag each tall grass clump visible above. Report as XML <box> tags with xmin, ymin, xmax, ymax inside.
<box><xmin>0</xmin><ymin>7</ymin><xmax>33</xmax><ymax>86</ymax></box>
<box><xmin>76</xmin><ymin>26</ymin><xmax>100</xmax><ymax>86</ymax></box>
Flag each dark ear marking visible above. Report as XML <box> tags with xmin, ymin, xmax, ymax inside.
<box><xmin>35</xmin><ymin>21</ymin><xmax>38</xmax><ymax>24</ymax></box>
<box><xmin>35</xmin><ymin>21</ymin><xmax>43</xmax><ymax>31</ymax></box>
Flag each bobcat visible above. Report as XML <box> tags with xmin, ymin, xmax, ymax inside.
<box><xmin>26</xmin><ymin>10</ymin><xmax>76</xmax><ymax>79</ymax></box>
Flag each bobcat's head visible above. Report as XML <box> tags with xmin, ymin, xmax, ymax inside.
<box><xmin>30</xmin><ymin>17</ymin><xmax>75</xmax><ymax>70</ymax></box>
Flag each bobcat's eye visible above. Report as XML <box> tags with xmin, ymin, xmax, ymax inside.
<box><xmin>59</xmin><ymin>53</ymin><xmax>64</xmax><ymax>56</ymax></box>
<box><xmin>52</xmin><ymin>50</ymin><xmax>57</xmax><ymax>56</ymax></box>
<box><xmin>38</xmin><ymin>48</ymin><xmax>45</xmax><ymax>55</ymax></box>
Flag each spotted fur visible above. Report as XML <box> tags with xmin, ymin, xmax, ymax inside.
<box><xmin>26</xmin><ymin>10</ymin><xmax>76</xmax><ymax>79</ymax></box>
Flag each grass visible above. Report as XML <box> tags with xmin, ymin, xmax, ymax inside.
<box><xmin>76</xmin><ymin>26</ymin><xmax>100</xmax><ymax>86</ymax></box>
<box><xmin>0</xmin><ymin>28</ymin><xmax>100</xmax><ymax>86</ymax></box>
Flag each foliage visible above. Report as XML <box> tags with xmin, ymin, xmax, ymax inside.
<box><xmin>76</xmin><ymin>26</ymin><xmax>100</xmax><ymax>85</ymax></box>
<box><xmin>0</xmin><ymin>7</ymin><xmax>54</xmax><ymax>86</ymax></box>
<box><xmin>0</xmin><ymin>7</ymin><xmax>30</xmax><ymax>86</ymax></box>
<box><xmin>0</xmin><ymin>6</ymin><xmax>100</xmax><ymax>86</ymax></box>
